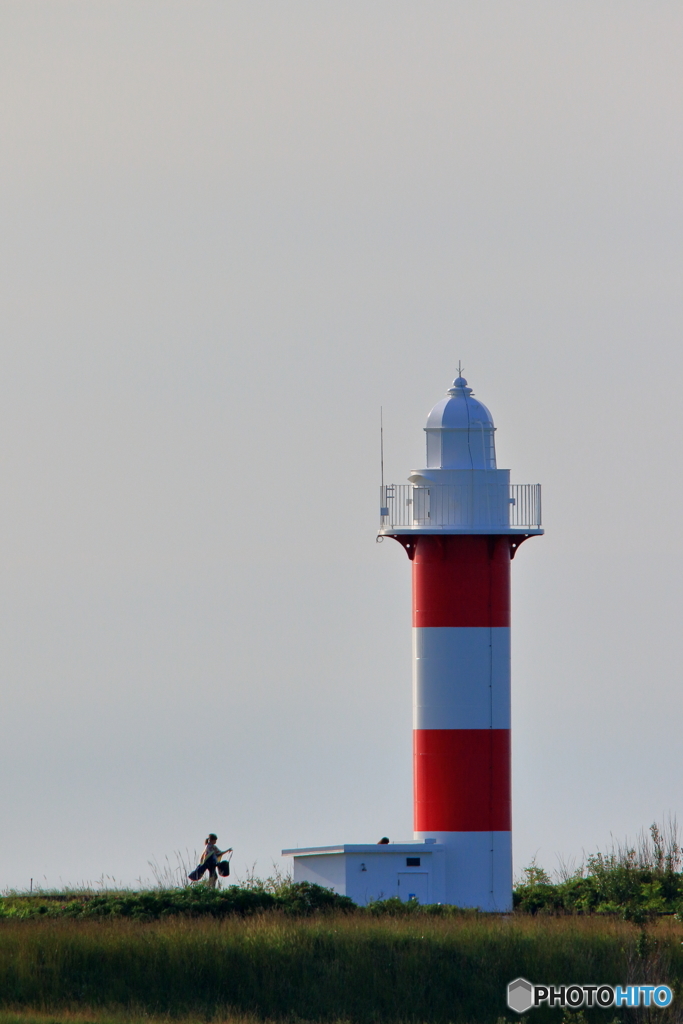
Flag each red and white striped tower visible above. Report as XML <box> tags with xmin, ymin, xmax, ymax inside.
<box><xmin>379</xmin><ymin>373</ymin><xmax>542</xmax><ymax>910</ymax></box>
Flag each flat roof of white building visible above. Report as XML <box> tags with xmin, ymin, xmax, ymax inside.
<box><xmin>282</xmin><ymin>842</ymin><xmax>442</xmax><ymax>856</ymax></box>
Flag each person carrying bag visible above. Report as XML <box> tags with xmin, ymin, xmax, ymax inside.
<box><xmin>188</xmin><ymin>834</ymin><xmax>233</xmax><ymax>887</ymax></box>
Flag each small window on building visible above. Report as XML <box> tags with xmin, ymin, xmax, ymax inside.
<box><xmin>406</xmin><ymin>857</ymin><xmax>420</xmax><ymax>867</ymax></box>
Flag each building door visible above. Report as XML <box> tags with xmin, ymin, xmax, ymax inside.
<box><xmin>397</xmin><ymin>872</ymin><xmax>429</xmax><ymax>904</ymax></box>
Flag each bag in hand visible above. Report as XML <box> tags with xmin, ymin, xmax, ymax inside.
<box><xmin>217</xmin><ymin>860</ymin><xmax>230</xmax><ymax>877</ymax></box>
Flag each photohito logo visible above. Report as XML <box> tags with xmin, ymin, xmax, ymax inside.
<box><xmin>507</xmin><ymin>978</ymin><xmax>673</xmax><ymax>1013</ymax></box>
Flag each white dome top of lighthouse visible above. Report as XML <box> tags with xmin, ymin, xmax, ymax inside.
<box><xmin>426</xmin><ymin>376</ymin><xmax>495</xmax><ymax>432</ymax></box>
<box><xmin>423</xmin><ymin>374</ymin><xmax>498</xmax><ymax>471</ymax></box>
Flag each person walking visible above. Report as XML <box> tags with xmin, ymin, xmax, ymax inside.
<box><xmin>189</xmin><ymin>834</ymin><xmax>232</xmax><ymax>887</ymax></box>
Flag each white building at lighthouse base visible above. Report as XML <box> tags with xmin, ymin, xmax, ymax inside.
<box><xmin>282</xmin><ymin>841</ymin><xmax>447</xmax><ymax>906</ymax></box>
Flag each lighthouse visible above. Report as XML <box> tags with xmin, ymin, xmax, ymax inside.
<box><xmin>379</xmin><ymin>372</ymin><xmax>542</xmax><ymax>910</ymax></box>
<box><xmin>283</xmin><ymin>372</ymin><xmax>541</xmax><ymax>910</ymax></box>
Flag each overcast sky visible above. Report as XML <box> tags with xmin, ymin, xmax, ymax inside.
<box><xmin>1</xmin><ymin>1</ymin><xmax>682</xmax><ymax>890</ymax></box>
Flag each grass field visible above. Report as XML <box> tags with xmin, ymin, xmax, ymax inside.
<box><xmin>1</xmin><ymin>910</ymin><xmax>682</xmax><ymax>1024</ymax></box>
<box><xmin>3</xmin><ymin>827</ymin><xmax>682</xmax><ymax>1024</ymax></box>
<box><xmin>0</xmin><ymin>1015</ymin><xmax>263</xmax><ymax>1024</ymax></box>
<box><xmin>0</xmin><ymin>1014</ymin><xmax>277</xmax><ymax>1024</ymax></box>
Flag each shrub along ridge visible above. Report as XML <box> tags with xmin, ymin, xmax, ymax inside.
<box><xmin>514</xmin><ymin>822</ymin><xmax>683</xmax><ymax>922</ymax></box>
<box><xmin>0</xmin><ymin>882</ymin><xmax>354</xmax><ymax>921</ymax></box>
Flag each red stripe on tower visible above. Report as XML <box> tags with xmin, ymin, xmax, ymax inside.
<box><xmin>413</xmin><ymin>729</ymin><xmax>511</xmax><ymax>831</ymax></box>
<box><xmin>413</xmin><ymin>535</ymin><xmax>511</xmax><ymax>627</ymax></box>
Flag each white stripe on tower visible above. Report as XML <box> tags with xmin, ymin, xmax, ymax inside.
<box><xmin>413</xmin><ymin>627</ymin><xmax>511</xmax><ymax>730</ymax></box>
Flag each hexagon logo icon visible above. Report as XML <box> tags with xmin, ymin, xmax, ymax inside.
<box><xmin>508</xmin><ymin>977</ymin><xmax>534</xmax><ymax>1014</ymax></box>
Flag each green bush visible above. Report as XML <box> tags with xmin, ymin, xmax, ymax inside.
<box><xmin>514</xmin><ymin>861</ymin><xmax>683</xmax><ymax>919</ymax></box>
<box><xmin>275</xmin><ymin>880</ymin><xmax>355</xmax><ymax>914</ymax></box>
<box><xmin>514</xmin><ymin>822</ymin><xmax>683</xmax><ymax>920</ymax></box>
<box><xmin>0</xmin><ymin>882</ymin><xmax>354</xmax><ymax>922</ymax></box>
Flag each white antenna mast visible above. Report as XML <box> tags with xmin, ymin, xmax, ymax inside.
<box><xmin>380</xmin><ymin>407</ymin><xmax>385</xmax><ymax>489</ymax></box>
